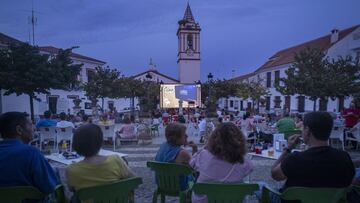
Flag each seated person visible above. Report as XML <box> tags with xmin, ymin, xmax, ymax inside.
<box><xmin>98</xmin><ymin>113</ymin><xmax>113</xmax><ymax>126</ymax></box>
<box><xmin>271</xmin><ymin>112</ymin><xmax>355</xmax><ymax>203</ymax></box>
<box><xmin>66</xmin><ymin>124</ymin><xmax>135</xmax><ymax>191</ymax></box>
<box><xmin>190</xmin><ymin>122</ymin><xmax>254</xmax><ymax>203</ymax></box>
<box><xmin>294</xmin><ymin>114</ymin><xmax>303</xmax><ymax>130</ymax></box>
<box><xmin>0</xmin><ymin>112</ymin><xmax>58</xmax><ymax>195</ymax></box>
<box><xmin>118</xmin><ymin>116</ymin><xmax>136</xmax><ymax>139</ymax></box>
<box><xmin>56</xmin><ymin>112</ymin><xmax>75</xmax><ymax>128</ymax></box>
<box><xmin>155</xmin><ymin>123</ymin><xmax>197</xmax><ymax>189</ymax></box>
<box><xmin>276</xmin><ymin>113</ymin><xmax>296</xmax><ymax>138</ymax></box>
<box><xmin>36</xmin><ymin>110</ymin><xmax>57</xmax><ymax>129</ymax></box>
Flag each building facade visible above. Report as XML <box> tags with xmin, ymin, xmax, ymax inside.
<box><xmin>219</xmin><ymin>25</ymin><xmax>360</xmax><ymax>113</ymax></box>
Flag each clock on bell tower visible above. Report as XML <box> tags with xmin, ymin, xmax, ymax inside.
<box><xmin>177</xmin><ymin>3</ymin><xmax>201</xmax><ymax>84</ymax></box>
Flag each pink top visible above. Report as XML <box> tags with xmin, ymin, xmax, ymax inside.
<box><xmin>190</xmin><ymin>149</ymin><xmax>254</xmax><ymax>203</ymax></box>
<box><xmin>119</xmin><ymin>124</ymin><xmax>136</xmax><ymax>139</ymax></box>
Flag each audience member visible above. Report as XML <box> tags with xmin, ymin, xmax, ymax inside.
<box><xmin>198</xmin><ymin>114</ymin><xmax>215</xmax><ymax>144</ymax></box>
<box><xmin>276</xmin><ymin>112</ymin><xmax>295</xmax><ymax>138</ymax></box>
<box><xmin>118</xmin><ymin>115</ymin><xmax>136</xmax><ymax>139</ymax></box>
<box><xmin>36</xmin><ymin>110</ymin><xmax>57</xmax><ymax>129</ymax></box>
<box><xmin>66</xmin><ymin>124</ymin><xmax>135</xmax><ymax>191</ymax></box>
<box><xmin>155</xmin><ymin>123</ymin><xmax>197</xmax><ymax>190</ymax></box>
<box><xmin>0</xmin><ymin>112</ymin><xmax>58</xmax><ymax>195</ymax></box>
<box><xmin>56</xmin><ymin>112</ymin><xmax>75</xmax><ymax>128</ymax></box>
<box><xmin>342</xmin><ymin>102</ymin><xmax>360</xmax><ymax>128</ymax></box>
<box><xmin>271</xmin><ymin>112</ymin><xmax>355</xmax><ymax>203</ymax></box>
<box><xmin>294</xmin><ymin>114</ymin><xmax>303</xmax><ymax>130</ymax></box>
<box><xmin>190</xmin><ymin>122</ymin><xmax>254</xmax><ymax>203</ymax></box>
<box><xmin>98</xmin><ymin>113</ymin><xmax>113</xmax><ymax>126</ymax></box>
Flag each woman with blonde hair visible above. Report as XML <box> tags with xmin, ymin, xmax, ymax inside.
<box><xmin>190</xmin><ymin>122</ymin><xmax>254</xmax><ymax>203</ymax></box>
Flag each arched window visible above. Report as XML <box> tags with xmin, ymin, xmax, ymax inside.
<box><xmin>187</xmin><ymin>34</ymin><xmax>193</xmax><ymax>50</ymax></box>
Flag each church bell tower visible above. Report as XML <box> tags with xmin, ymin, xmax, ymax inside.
<box><xmin>177</xmin><ymin>3</ymin><xmax>201</xmax><ymax>83</ymax></box>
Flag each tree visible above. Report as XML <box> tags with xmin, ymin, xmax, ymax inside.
<box><xmin>237</xmin><ymin>79</ymin><xmax>269</xmax><ymax>113</ymax></box>
<box><xmin>83</xmin><ymin>66</ymin><xmax>121</xmax><ymax>116</ymax></box>
<box><xmin>0</xmin><ymin>43</ymin><xmax>82</xmax><ymax>120</ymax></box>
<box><xmin>276</xmin><ymin>47</ymin><xmax>360</xmax><ymax>111</ymax></box>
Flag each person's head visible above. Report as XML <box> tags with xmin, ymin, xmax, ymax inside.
<box><xmin>59</xmin><ymin>112</ymin><xmax>67</xmax><ymax>121</ymax></box>
<box><xmin>207</xmin><ymin>122</ymin><xmax>247</xmax><ymax>164</ymax></box>
<box><xmin>0</xmin><ymin>112</ymin><xmax>33</xmax><ymax>143</ymax></box>
<box><xmin>44</xmin><ymin>110</ymin><xmax>52</xmax><ymax>119</ymax></box>
<box><xmin>72</xmin><ymin>124</ymin><xmax>103</xmax><ymax>157</ymax></box>
<box><xmin>123</xmin><ymin>115</ymin><xmax>131</xmax><ymax>124</ymax></box>
<box><xmin>350</xmin><ymin>102</ymin><xmax>355</xmax><ymax>108</ymax></box>
<box><xmin>165</xmin><ymin>123</ymin><xmax>187</xmax><ymax>146</ymax></box>
<box><xmin>296</xmin><ymin>114</ymin><xmax>303</xmax><ymax>122</ymax></box>
<box><xmin>302</xmin><ymin>112</ymin><xmax>333</xmax><ymax>144</ymax></box>
<box><xmin>218</xmin><ymin>117</ymin><xmax>223</xmax><ymax>123</ymax></box>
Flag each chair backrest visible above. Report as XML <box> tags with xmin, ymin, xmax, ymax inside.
<box><xmin>99</xmin><ymin>125</ymin><xmax>115</xmax><ymax>139</ymax></box>
<box><xmin>74</xmin><ymin>177</ymin><xmax>142</xmax><ymax>203</ymax></box>
<box><xmin>0</xmin><ymin>186</ymin><xmax>46</xmax><ymax>203</ymax></box>
<box><xmin>330</xmin><ymin>126</ymin><xmax>344</xmax><ymax>141</ymax></box>
<box><xmin>39</xmin><ymin>126</ymin><xmax>57</xmax><ymax>141</ymax></box>
<box><xmin>146</xmin><ymin>161</ymin><xmax>194</xmax><ymax>195</ymax></box>
<box><xmin>281</xmin><ymin>187</ymin><xmax>348</xmax><ymax>203</ymax></box>
<box><xmin>193</xmin><ymin>182</ymin><xmax>259</xmax><ymax>203</ymax></box>
<box><xmin>56</xmin><ymin>127</ymin><xmax>73</xmax><ymax>142</ymax></box>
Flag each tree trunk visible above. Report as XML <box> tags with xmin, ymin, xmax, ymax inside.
<box><xmin>29</xmin><ymin>94</ymin><xmax>34</xmax><ymax>122</ymax></box>
<box><xmin>101</xmin><ymin>97</ymin><xmax>104</xmax><ymax>112</ymax></box>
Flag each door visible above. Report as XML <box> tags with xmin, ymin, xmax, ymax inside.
<box><xmin>48</xmin><ymin>96</ymin><xmax>58</xmax><ymax>114</ymax></box>
<box><xmin>297</xmin><ymin>96</ymin><xmax>305</xmax><ymax>112</ymax></box>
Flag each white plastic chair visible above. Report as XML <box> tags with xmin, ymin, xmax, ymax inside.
<box><xmin>39</xmin><ymin>126</ymin><xmax>57</xmax><ymax>150</ymax></box>
<box><xmin>56</xmin><ymin>127</ymin><xmax>73</xmax><ymax>151</ymax></box>
<box><xmin>330</xmin><ymin>126</ymin><xmax>345</xmax><ymax>150</ymax></box>
<box><xmin>99</xmin><ymin>125</ymin><xmax>116</xmax><ymax>151</ymax></box>
<box><xmin>345</xmin><ymin>125</ymin><xmax>360</xmax><ymax>150</ymax></box>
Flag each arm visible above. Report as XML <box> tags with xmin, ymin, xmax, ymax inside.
<box><xmin>271</xmin><ymin>134</ymin><xmax>301</xmax><ymax>181</ymax></box>
<box><xmin>175</xmin><ymin>150</ymin><xmax>192</xmax><ymax>165</ymax></box>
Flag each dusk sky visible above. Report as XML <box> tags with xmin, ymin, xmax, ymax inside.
<box><xmin>1</xmin><ymin>0</ymin><xmax>359</xmax><ymax>81</ymax></box>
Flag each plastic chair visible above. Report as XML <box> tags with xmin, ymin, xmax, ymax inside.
<box><xmin>56</xmin><ymin>127</ymin><xmax>73</xmax><ymax>151</ymax></box>
<box><xmin>261</xmin><ymin>186</ymin><xmax>348</xmax><ymax>203</ymax></box>
<box><xmin>99</xmin><ymin>125</ymin><xmax>116</xmax><ymax>151</ymax></box>
<box><xmin>345</xmin><ymin>126</ymin><xmax>360</xmax><ymax>149</ymax></box>
<box><xmin>330</xmin><ymin>126</ymin><xmax>345</xmax><ymax>150</ymax></box>
<box><xmin>39</xmin><ymin>126</ymin><xmax>57</xmax><ymax>150</ymax></box>
<box><xmin>151</xmin><ymin>124</ymin><xmax>160</xmax><ymax>137</ymax></box>
<box><xmin>0</xmin><ymin>185</ymin><xmax>64</xmax><ymax>203</ymax></box>
<box><xmin>146</xmin><ymin>161</ymin><xmax>195</xmax><ymax>203</ymax></box>
<box><xmin>74</xmin><ymin>177</ymin><xmax>142</xmax><ymax>203</ymax></box>
<box><xmin>193</xmin><ymin>182</ymin><xmax>259</xmax><ymax>203</ymax></box>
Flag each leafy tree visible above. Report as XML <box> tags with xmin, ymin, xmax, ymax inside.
<box><xmin>237</xmin><ymin>79</ymin><xmax>269</xmax><ymax>113</ymax></box>
<box><xmin>83</xmin><ymin>66</ymin><xmax>121</xmax><ymax>115</ymax></box>
<box><xmin>276</xmin><ymin>48</ymin><xmax>360</xmax><ymax>111</ymax></box>
<box><xmin>0</xmin><ymin>43</ymin><xmax>82</xmax><ymax>120</ymax></box>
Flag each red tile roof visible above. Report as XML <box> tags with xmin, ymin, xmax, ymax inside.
<box><xmin>132</xmin><ymin>70</ymin><xmax>180</xmax><ymax>83</ymax></box>
<box><xmin>39</xmin><ymin>46</ymin><xmax>106</xmax><ymax>64</ymax></box>
<box><xmin>255</xmin><ymin>25</ymin><xmax>360</xmax><ymax>73</ymax></box>
<box><xmin>0</xmin><ymin>32</ymin><xmax>24</xmax><ymax>45</ymax></box>
<box><xmin>231</xmin><ymin>72</ymin><xmax>255</xmax><ymax>82</ymax></box>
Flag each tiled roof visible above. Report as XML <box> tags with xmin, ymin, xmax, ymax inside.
<box><xmin>0</xmin><ymin>32</ymin><xmax>24</xmax><ymax>45</ymax></box>
<box><xmin>132</xmin><ymin>70</ymin><xmax>180</xmax><ymax>83</ymax></box>
<box><xmin>183</xmin><ymin>3</ymin><xmax>195</xmax><ymax>22</ymax></box>
<box><xmin>39</xmin><ymin>46</ymin><xmax>106</xmax><ymax>64</ymax></box>
<box><xmin>255</xmin><ymin>25</ymin><xmax>360</xmax><ymax>73</ymax></box>
<box><xmin>231</xmin><ymin>72</ymin><xmax>255</xmax><ymax>82</ymax></box>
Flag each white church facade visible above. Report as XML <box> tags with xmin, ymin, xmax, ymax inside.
<box><xmin>219</xmin><ymin>25</ymin><xmax>360</xmax><ymax>114</ymax></box>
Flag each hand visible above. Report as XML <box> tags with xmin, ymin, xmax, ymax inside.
<box><xmin>287</xmin><ymin>134</ymin><xmax>301</xmax><ymax>150</ymax></box>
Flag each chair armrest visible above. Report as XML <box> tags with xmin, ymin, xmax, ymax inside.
<box><xmin>261</xmin><ymin>185</ymin><xmax>281</xmax><ymax>203</ymax></box>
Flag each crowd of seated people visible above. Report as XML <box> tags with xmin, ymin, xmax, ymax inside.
<box><xmin>1</xmin><ymin>110</ymin><xmax>359</xmax><ymax>202</ymax></box>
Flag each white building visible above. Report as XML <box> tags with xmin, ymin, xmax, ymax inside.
<box><xmin>133</xmin><ymin>59</ymin><xmax>179</xmax><ymax>84</ymax></box>
<box><xmin>0</xmin><ymin>33</ymin><xmax>134</xmax><ymax>116</ymax></box>
<box><xmin>219</xmin><ymin>25</ymin><xmax>360</xmax><ymax>113</ymax></box>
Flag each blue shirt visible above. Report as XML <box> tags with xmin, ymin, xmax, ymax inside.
<box><xmin>155</xmin><ymin>142</ymin><xmax>192</xmax><ymax>190</ymax></box>
<box><xmin>0</xmin><ymin>139</ymin><xmax>59</xmax><ymax>194</ymax></box>
<box><xmin>36</xmin><ymin>119</ymin><xmax>57</xmax><ymax>129</ymax></box>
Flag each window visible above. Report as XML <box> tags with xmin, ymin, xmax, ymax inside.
<box><xmin>274</xmin><ymin>70</ymin><xmax>280</xmax><ymax>86</ymax></box>
<box><xmin>297</xmin><ymin>96</ymin><xmax>305</xmax><ymax>112</ymax></box>
<box><xmin>234</xmin><ymin>100</ymin><xmax>239</xmax><ymax>109</ymax></box>
<box><xmin>87</xmin><ymin>69</ymin><xmax>96</xmax><ymax>82</ymax></box>
<box><xmin>266</xmin><ymin>96</ymin><xmax>271</xmax><ymax>111</ymax></box>
<box><xmin>240</xmin><ymin>101</ymin><xmax>244</xmax><ymax>111</ymax></box>
<box><xmin>274</xmin><ymin>96</ymin><xmax>281</xmax><ymax>108</ymax></box>
<box><xmin>284</xmin><ymin>96</ymin><xmax>291</xmax><ymax>110</ymax></box>
<box><xmin>230</xmin><ymin>100</ymin><xmax>234</xmax><ymax>108</ymax></box>
<box><xmin>266</xmin><ymin>72</ymin><xmax>271</xmax><ymax>88</ymax></box>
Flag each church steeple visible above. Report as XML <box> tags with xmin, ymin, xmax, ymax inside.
<box><xmin>183</xmin><ymin>3</ymin><xmax>195</xmax><ymax>22</ymax></box>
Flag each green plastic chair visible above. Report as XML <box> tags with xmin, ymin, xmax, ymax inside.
<box><xmin>53</xmin><ymin>184</ymin><xmax>65</xmax><ymax>203</ymax></box>
<box><xmin>147</xmin><ymin>161</ymin><xmax>195</xmax><ymax>203</ymax></box>
<box><xmin>193</xmin><ymin>182</ymin><xmax>259</xmax><ymax>203</ymax></box>
<box><xmin>74</xmin><ymin>177</ymin><xmax>142</xmax><ymax>203</ymax></box>
<box><xmin>0</xmin><ymin>186</ymin><xmax>46</xmax><ymax>203</ymax></box>
<box><xmin>261</xmin><ymin>186</ymin><xmax>348</xmax><ymax>203</ymax></box>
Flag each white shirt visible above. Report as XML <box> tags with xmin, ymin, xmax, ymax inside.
<box><xmin>56</xmin><ymin>120</ymin><xmax>75</xmax><ymax>128</ymax></box>
<box><xmin>216</xmin><ymin>110</ymin><xmax>222</xmax><ymax>118</ymax></box>
<box><xmin>198</xmin><ymin>119</ymin><xmax>206</xmax><ymax>132</ymax></box>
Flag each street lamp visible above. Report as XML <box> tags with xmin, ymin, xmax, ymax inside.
<box><xmin>207</xmin><ymin>72</ymin><xmax>213</xmax><ymax>81</ymax></box>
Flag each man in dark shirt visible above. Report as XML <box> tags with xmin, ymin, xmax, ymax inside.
<box><xmin>0</xmin><ymin>112</ymin><xmax>59</xmax><ymax>195</ymax></box>
<box><xmin>271</xmin><ymin>111</ymin><xmax>355</xmax><ymax>201</ymax></box>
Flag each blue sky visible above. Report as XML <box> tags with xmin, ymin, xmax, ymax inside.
<box><xmin>1</xmin><ymin>0</ymin><xmax>359</xmax><ymax>81</ymax></box>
